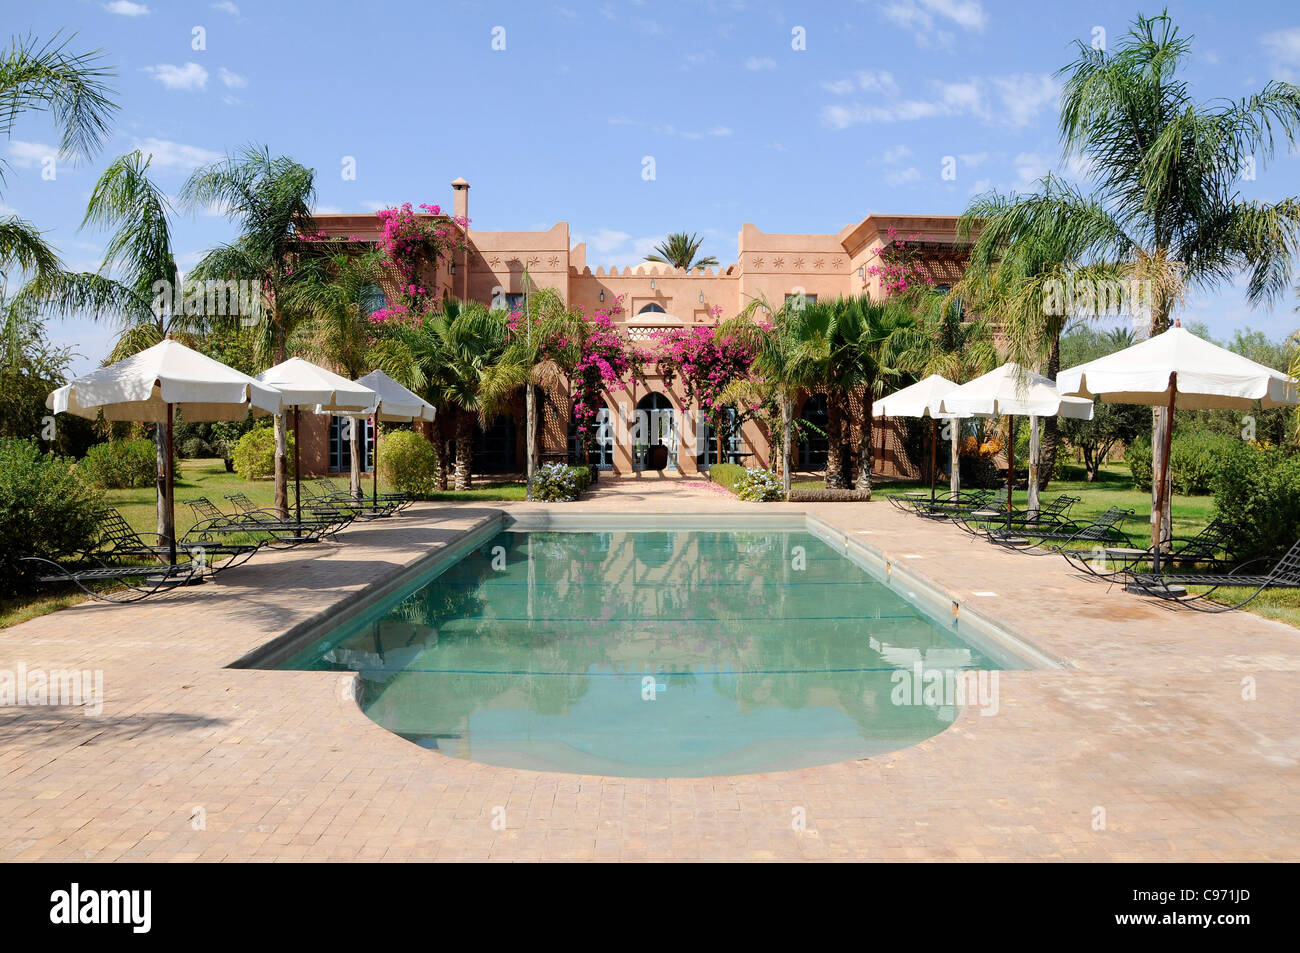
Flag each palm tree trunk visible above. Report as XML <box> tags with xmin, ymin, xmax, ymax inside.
<box><xmin>525</xmin><ymin>384</ymin><xmax>536</xmax><ymax>500</ymax></box>
<box><xmin>431</xmin><ymin>415</ymin><xmax>448</xmax><ymax>491</ymax></box>
<box><xmin>825</xmin><ymin>394</ymin><xmax>846</xmax><ymax>489</ymax></box>
<box><xmin>1037</xmin><ymin>337</ymin><xmax>1062</xmax><ymax>490</ymax></box>
<box><xmin>349</xmin><ymin>416</ymin><xmax>363</xmax><ymax>500</ymax></box>
<box><xmin>781</xmin><ymin>394</ymin><xmax>792</xmax><ymax>495</ymax></box>
<box><xmin>855</xmin><ymin>392</ymin><xmax>873</xmax><ymax>492</ymax></box>
<box><xmin>272</xmin><ymin>307</ymin><xmax>288</xmax><ymax>517</ymax></box>
<box><xmin>155</xmin><ymin>423</ymin><xmax>168</xmax><ymax>537</ymax></box>
<box><xmin>1150</xmin><ymin>297</ymin><xmax>1174</xmax><ymax>550</ymax></box>
<box><xmin>454</xmin><ymin>411</ymin><xmax>473</xmax><ymax>491</ymax></box>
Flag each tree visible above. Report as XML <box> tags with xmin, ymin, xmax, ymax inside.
<box><xmin>183</xmin><ymin>145</ymin><xmax>317</xmax><ymax>516</ymax></box>
<box><xmin>644</xmin><ymin>232</ymin><xmax>719</xmax><ymax>271</ymax></box>
<box><xmin>1058</xmin><ymin>324</ymin><xmax>1148</xmax><ymax>480</ymax></box>
<box><xmin>959</xmin><ymin>12</ymin><xmax>1300</xmax><ymax>546</ymax></box>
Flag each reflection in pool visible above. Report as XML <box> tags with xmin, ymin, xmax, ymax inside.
<box><xmin>279</xmin><ymin>529</ymin><xmax>1010</xmax><ymax>777</ymax></box>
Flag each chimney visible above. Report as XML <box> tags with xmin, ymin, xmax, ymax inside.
<box><xmin>451</xmin><ymin>177</ymin><xmax>469</xmax><ymax>223</ymax></box>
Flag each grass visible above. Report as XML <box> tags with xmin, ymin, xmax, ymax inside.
<box><xmin>0</xmin><ymin>458</ymin><xmax>526</xmax><ymax>629</ymax></box>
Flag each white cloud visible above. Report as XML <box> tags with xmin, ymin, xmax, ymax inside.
<box><xmin>143</xmin><ymin>62</ymin><xmax>208</xmax><ymax>91</ymax></box>
<box><xmin>217</xmin><ymin>67</ymin><xmax>248</xmax><ymax>89</ymax></box>
<box><xmin>7</xmin><ymin>140</ymin><xmax>58</xmax><ymax>168</ymax></box>
<box><xmin>211</xmin><ymin>1</ymin><xmax>241</xmax><ymax>16</ymax></box>
<box><xmin>992</xmin><ymin>73</ymin><xmax>1059</xmax><ymax>128</ymax></box>
<box><xmin>1012</xmin><ymin>151</ymin><xmax>1052</xmax><ymax>189</ymax></box>
<box><xmin>0</xmin><ymin>200</ymin><xmax>17</xmax><ymax>216</ymax></box>
<box><xmin>313</xmin><ymin>204</ymin><xmax>344</xmax><ymax>215</ymax></box>
<box><xmin>572</xmin><ymin>227</ymin><xmax>667</xmax><ymax>266</ymax></box>
<box><xmin>746</xmin><ymin>56</ymin><xmax>776</xmax><ymax>71</ymax></box>
<box><xmin>822</xmin><ymin>72</ymin><xmax>1056</xmax><ymax>129</ymax></box>
<box><xmin>707</xmin><ymin>126</ymin><xmax>732</xmax><ymax>137</ymax></box>
<box><xmin>104</xmin><ymin>1</ymin><xmax>149</xmax><ymax>15</ymax></box>
<box><xmin>1262</xmin><ymin>27</ymin><xmax>1300</xmax><ymax>80</ymax></box>
<box><xmin>885</xmin><ymin>167</ymin><xmax>923</xmax><ymax>186</ymax></box>
<box><xmin>131</xmin><ymin>137</ymin><xmax>222</xmax><ymax>171</ymax></box>
<box><xmin>882</xmin><ymin>0</ymin><xmax>986</xmax><ymax>47</ymax></box>
<box><xmin>958</xmin><ymin>151</ymin><xmax>990</xmax><ymax>167</ymax></box>
<box><xmin>882</xmin><ymin>144</ymin><xmax>912</xmax><ymax>163</ymax></box>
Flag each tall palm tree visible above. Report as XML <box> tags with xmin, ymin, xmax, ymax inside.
<box><xmin>378</xmin><ymin>301</ymin><xmax>512</xmax><ymax>490</ymax></box>
<box><xmin>13</xmin><ymin>150</ymin><xmax>202</xmax><ymax>541</ymax></box>
<box><xmin>644</xmin><ymin>232</ymin><xmax>719</xmax><ymax>271</ymax></box>
<box><xmin>959</xmin><ymin>11</ymin><xmax>1300</xmax><ymax>546</ymax></box>
<box><xmin>183</xmin><ymin>145</ymin><xmax>317</xmax><ymax>515</ymax></box>
<box><xmin>286</xmin><ymin>247</ymin><xmax>385</xmax><ymax>496</ymax></box>
<box><xmin>1</xmin><ymin>31</ymin><xmax>117</xmax><ymax>341</ymax></box>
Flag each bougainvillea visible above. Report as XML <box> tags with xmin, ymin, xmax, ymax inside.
<box><xmin>570</xmin><ymin>298</ymin><xmax>639</xmax><ymax>455</ymax></box>
<box><xmin>372</xmin><ymin>202</ymin><xmax>470</xmax><ymax>315</ymax></box>
<box><xmin>863</xmin><ymin>226</ymin><xmax>935</xmax><ymax>297</ymax></box>
<box><xmin>653</xmin><ymin>323</ymin><xmax>755</xmax><ymax>426</ymax></box>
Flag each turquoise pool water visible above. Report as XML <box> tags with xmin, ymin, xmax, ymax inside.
<box><xmin>279</xmin><ymin>528</ymin><xmax>1009</xmax><ymax>777</ymax></box>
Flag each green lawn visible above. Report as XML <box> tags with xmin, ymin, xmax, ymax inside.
<box><xmin>0</xmin><ymin>459</ymin><xmax>526</xmax><ymax>628</ymax></box>
<box><xmin>802</xmin><ymin>462</ymin><xmax>1297</xmax><ymax>627</ymax></box>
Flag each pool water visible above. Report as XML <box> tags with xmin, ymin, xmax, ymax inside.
<box><xmin>279</xmin><ymin>529</ymin><xmax>1009</xmax><ymax>777</ymax></box>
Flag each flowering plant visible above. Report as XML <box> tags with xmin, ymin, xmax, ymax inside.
<box><xmin>863</xmin><ymin>226</ymin><xmax>936</xmax><ymax>298</ymax></box>
<box><xmin>567</xmin><ymin>297</ymin><xmax>640</xmax><ymax>458</ymax></box>
<box><xmin>373</xmin><ymin>202</ymin><xmax>469</xmax><ymax>315</ymax></box>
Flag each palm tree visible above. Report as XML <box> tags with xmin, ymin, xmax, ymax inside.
<box><xmin>1</xmin><ymin>31</ymin><xmax>117</xmax><ymax>339</ymax></box>
<box><xmin>644</xmin><ymin>232</ymin><xmax>719</xmax><ymax>271</ymax></box>
<box><xmin>286</xmin><ymin>247</ymin><xmax>385</xmax><ymax>497</ymax></box>
<box><xmin>183</xmin><ymin>145</ymin><xmax>317</xmax><ymax>515</ymax></box>
<box><xmin>959</xmin><ymin>11</ymin><xmax>1300</xmax><ymax>547</ymax></box>
<box><xmin>378</xmin><ymin>301</ymin><xmax>512</xmax><ymax>490</ymax></box>
<box><xmin>13</xmin><ymin>150</ymin><xmax>202</xmax><ymax>541</ymax></box>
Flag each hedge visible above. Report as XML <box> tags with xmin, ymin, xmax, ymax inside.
<box><xmin>708</xmin><ymin>463</ymin><xmax>746</xmax><ymax>494</ymax></box>
<box><xmin>1211</xmin><ymin>446</ymin><xmax>1300</xmax><ymax>562</ymax></box>
<box><xmin>1127</xmin><ymin>431</ymin><xmax>1240</xmax><ymax>495</ymax></box>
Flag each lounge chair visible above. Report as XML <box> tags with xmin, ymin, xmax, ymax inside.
<box><xmin>957</xmin><ymin>494</ymin><xmax>1080</xmax><ymax>538</ymax></box>
<box><xmin>1061</xmin><ymin>516</ymin><xmax>1237</xmax><ymax>581</ymax></box>
<box><xmin>315</xmin><ymin>477</ymin><xmax>413</xmax><ymax>511</ymax></box>
<box><xmin>96</xmin><ymin>507</ymin><xmax>261</xmax><ymax>573</ymax></box>
<box><xmin>225</xmin><ymin>492</ymin><xmax>352</xmax><ymax>538</ymax></box>
<box><xmin>1123</xmin><ymin>538</ymin><xmax>1300</xmax><ymax>612</ymax></box>
<box><xmin>909</xmin><ymin>487</ymin><xmax>1005</xmax><ymax>521</ymax></box>
<box><xmin>988</xmin><ymin>506</ymin><xmax>1136</xmax><ymax>553</ymax></box>
<box><xmin>300</xmin><ymin>483</ymin><xmax>396</xmax><ymax>520</ymax></box>
<box><xmin>19</xmin><ymin>555</ymin><xmax>199</xmax><ymax>604</ymax></box>
<box><xmin>184</xmin><ymin>497</ymin><xmax>332</xmax><ymax>547</ymax></box>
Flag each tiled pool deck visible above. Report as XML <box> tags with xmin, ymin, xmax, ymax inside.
<box><xmin>2</xmin><ymin>478</ymin><xmax>1297</xmax><ymax>861</ymax></box>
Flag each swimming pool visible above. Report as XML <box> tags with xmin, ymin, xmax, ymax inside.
<box><xmin>274</xmin><ymin>519</ymin><xmax>1043</xmax><ymax>777</ymax></box>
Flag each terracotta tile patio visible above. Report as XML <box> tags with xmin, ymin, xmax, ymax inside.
<box><xmin>1</xmin><ymin>478</ymin><xmax>1297</xmax><ymax>861</ymax></box>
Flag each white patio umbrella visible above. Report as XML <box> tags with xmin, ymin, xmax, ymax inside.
<box><xmin>933</xmin><ymin>362</ymin><xmax>1094</xmax><ymax>525</ymax></box>
<box><xmin>255</xmin><ymin>358</ymin><xmax>376</xmax><ymax>525</ymax></box>
<box><xmin>48</xmin><ymin>339</ymin><xmax>283</xmax><ymax>564</ymax></box>
<box><xmin>352</xmin><ymin>370</ymin><xmax>436</xmax><ymax>507</ymax></box>
<box><xmin>1057</xmin><ymin>324</ymin><xmax>1299</xmax><ymax>568</ymax></box>
<box><xmin>874</xmin><ymin>374</ymin><xmax>969</xmax><ymax>502</ymax></box>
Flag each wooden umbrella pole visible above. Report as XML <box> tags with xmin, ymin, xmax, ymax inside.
<box><xmin>929</xmin><ymin>417</ymin><xmax>937</xmax><ymax>504</ymax></box>
<box><xmin>1153</xmin><ymin>373</ymin><xmax>1177</xmax><ymax>573</ymax></box>
<box><xmin>293</xmin><ymin>406</ymin><xmax>301</xmax><ymax>529</ymax></box>
<box><xmin>1006</xmin><ymin>415</ymin><xmax>1014</xmax><ymax>530</ymax></box>
<box><xmin>165</xmin><ymin>402</ymin><xmax>177</xmax><ymax>566</ymax></box>
<box><xmin>373</xmin><ymin>411</ymin><xmax>381</xmax><ymax>508</ymax></box>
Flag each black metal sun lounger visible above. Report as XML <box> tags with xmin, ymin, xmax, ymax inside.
<box><xmin>987</xmin><ymin>506</ymin><xmax>1136</xmax><ymax>554</ymax></box>
<box><xmin>1061</xmin><ymin>516</ymin><xmax>1238</xmax><ymax>581</ymax></box>
<box><xmin>956</xmin><ymin>494</ymin><xmax>1080</xmax><ymax>538</ymax></box>
<box><xmin>1123</xmin><ymin>538</ymin><xmax>1300</xmax><ymax>612</ymax></box>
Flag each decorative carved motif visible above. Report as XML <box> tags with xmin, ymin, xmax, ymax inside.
<box><xmin>548</xmin><ymin>255</ymin><xmax>560</xmax><ymax>267</ymax></box>
<box><xmin>752</xmin><ymin>256</ymin><xmax>764</xmax><ymax>268</ymax></box>
<box><xmin>814</xmin><ymin>258</ymin><xmax>825</xmax><ymax>269</ymax></box>
<box><xmin>832</xmin><ymin>257</ymin><xmax>844</xmax><ymax>268</ymax></box>
<box><xmin>792</xmin><ymin>258</ymin><xmax>805</xmax><ymax>269</ymax></box>
<box><xmin>772</xmin><ymin>257</ymin><xmax>785</xmax><ymax>269</ymax></box>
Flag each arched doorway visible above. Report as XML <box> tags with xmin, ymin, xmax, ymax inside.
<box><xmin>696</xmin><ymin>406</ymin><xmax>741</xmax><ymax>469</ymax></box>
<box><xmin>798</xmin><ymin>393</ymin><xmax>829</xmax><ymax>471</ymax></box>
<box><xmin>637</xmin><ymin>302</ymin><xmax>666</xmax><ymax>314</ymax></box>
<box><xmin>635</xmin><ymin>392</ymin><xmax>677</xmax><ymax>471</ymax></box>
<box><xmin>568</xmin><ymin>407</ymin><xmax>614</xmax><ymax>470</ymax></box>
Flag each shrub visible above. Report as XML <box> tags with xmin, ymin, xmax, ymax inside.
<box><xmin>709</xmin><ymin>463</ymin><xmax>746</xmax><ymax>493</ymax></box>
<box><xmin>732</xmin><ymin>467</ymin><xmax>784</xmax><ymax>502</ymax></box>
<box><xmin>531</xmin><ymin>462</ymin><xmax>588</xmax><ymax>502</ymax></box>
<box><xmin>1211</xmin><ymin>446</ymin><xmax>1300</xmax><ymax>562</ymax></box>
<box><xmin>78</xmin><ymin>438</ymin><xmax>157</xmax><ymax>489</ymax></box>
<box><xmin>378</xmin><ymin>430</ymin><xmax>439</xmax><ymax>496</ymax></box>
<box><xmin>233</xmin><ymin>425</ymin><xmax>295</xmax><ymax>481</ymax></box>
<box><xmin>569</xmin><ymin>465</ymin><xmax>593</xmax><ymax>493</ymax></box>
<box><xmin>1127</xmin><ymin>431</ymin><xmax>1239</xmax><ymax>495</ymax></box>
<box><xmin>0</xmin><ymin>439</ymin><xmax>105</xmax><ymax>595</ymax></box>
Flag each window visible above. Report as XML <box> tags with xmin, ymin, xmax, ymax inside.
<box><xmin>638</xmin><ymin>302</ymin><xmax>666</xmax><ymax>314</ymax></box>
<box><xmin>785</xmin><ymin>293</ymin><xmax>817</xmax><ymax>307</ymax></box>
<box><xmin>328</xmin><ymin>416</ymin><xmax>374</xmax><ymax>473</ymax></box>
<box><xmin>359</xmin><ymin>284</ymin><xmax>387</xmax><ymax>318</ymax></box>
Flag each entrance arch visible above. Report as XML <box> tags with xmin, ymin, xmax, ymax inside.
<box><xmin>635</xmin><ymin>392</ymin><xmax>677</xmax><ymax>471</ymax></box>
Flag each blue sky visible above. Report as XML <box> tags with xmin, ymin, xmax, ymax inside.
<box><xmin>6</xmin><ymin>0</ymin><xmax>1300</xmax><ymax>373</ymax></box>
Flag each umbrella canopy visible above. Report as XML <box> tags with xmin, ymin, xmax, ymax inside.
<box><xmin>255</xmin><ymin>357</ymin><xmax>375</xmax><ymax>412</ymax></box>
<box><xmin>1057</xmin><ymin>325</ymin><xmax>1298</xmax><ymax>568</ymax></box>
<box><xmin>875</xmin><ymin>374</ymin><xmax>969</xmax><ymax>501</ymax></box>
<box><xmin>352</xmin><ymin>370</ymin><xmax>436</xmax><ymax>507</ymax></box>
<box><xmin>48</xmin><ymin>338</ymin><xmax>282</xmax><ymax>422</ymax></box>
<box><xmin>874</xmin><ymin>374</ymin><xmax>967</xmax><ymax>419</ymax></box>
<box><xmin>47</xmin><ymin>338</ymin><xmax>284</xmax><ymax>565</ymax></box>
<box><xmin>351</xmin><ymin>370</ymin><xmax>436</xmax><ymax>422</ymax></box>
<box><xmin>932</xmin><ymin>362</ymin><xmax>1095</xmax><ymax>420</ymax></box>
<box><xmin>1056</xmin><ymin>325</ymin><xmax>1298</xmax><ymax>410</ymax></box>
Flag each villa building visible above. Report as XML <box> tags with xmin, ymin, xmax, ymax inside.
<box><xmin>297</xmin><ymin>178</ymin><xmax>972</xmax><ymax>480</ymax></box>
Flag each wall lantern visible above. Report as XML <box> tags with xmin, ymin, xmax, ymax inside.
<box><xmin>698</xmin><ymin>291</ymin><xmax>705</xmax><ymax>303</ymax></box>
<box><xmin>650</xmin><ymin>278</ymin><xmax>655</xmax><ymax>289</ymax></box>
<box><xmin>449</xmin><ymin>260</ymin><xmax>456</xmax><ymax>275</ymax></box>
<box><xmin>599</xmin><ymin>290</ymin><xmax>605</xmax><ymax>302</ymax></box>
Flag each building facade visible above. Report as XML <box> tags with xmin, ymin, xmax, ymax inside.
<box><xmin>302</xmin><ymin>178</ymin><xmax>970</xmax><ymax>480</ymax></box>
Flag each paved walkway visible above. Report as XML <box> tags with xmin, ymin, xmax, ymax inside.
<box><xmin>1</xmin><ymin>482</ymin><xmax>1297</xmax><ymax>861</ymax></box>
